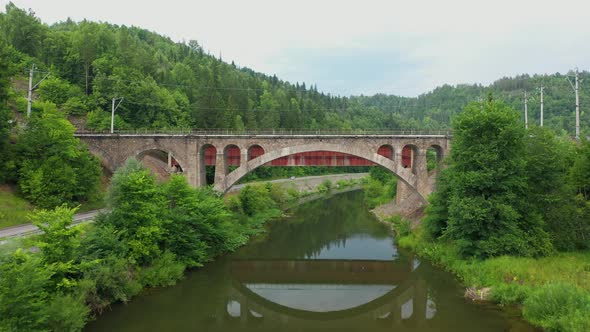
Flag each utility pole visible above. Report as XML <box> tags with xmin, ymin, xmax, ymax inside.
<box><xmin>26</xmin><ymin>64</ymin><xmax>50</xmax><ymax>118</ymax></box>
<box><xmin>567</xmin><ymin>68</ymin><xmax>581</xmax><ymax>140</ymax></box>
<box><xmin>575</xmin><ymin>67</ymin><xmax>580</xmax><ymax>141</ymax></box>
<box><xmin>539</xmin><ymin>86</ymin><xmax>544</xmax><ymax>127</ymax></box>
<box><xmin>111</xmin><ymin>97</ymin><xmax>124</xmax><ymax>133</ymax></box>
<box><xmin>524</xmin><ymin>91</ymin><xmax>529</xmax><ymax>129</ymax></box>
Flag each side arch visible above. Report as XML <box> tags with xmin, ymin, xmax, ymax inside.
<box><xmin>83</xmin><ymin>142</ymin><xmax>117</xmax><ymax>174</ymax></box>
<box><xmin>215</xmin><ymin>143</ymin><xmax>422</xmax><ymax>199</ymax></box>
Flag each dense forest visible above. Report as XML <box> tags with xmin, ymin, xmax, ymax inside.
<box><xmin>0</xmin><ymin>2</ymin><xmax>589</xmax><ymax>136</ymax></box>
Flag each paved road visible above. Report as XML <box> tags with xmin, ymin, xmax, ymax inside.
<box><xmin>0</xmin><ymin>209</ymin><xmax>105</xmax><ymax>239</ymax></box>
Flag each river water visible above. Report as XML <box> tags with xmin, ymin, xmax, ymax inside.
<box><xmin>85</xmin><ymin>190</ymin><xmax>535</xmax><ymax>332</ymax></box>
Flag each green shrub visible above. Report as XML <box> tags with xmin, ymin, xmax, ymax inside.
<box><xmin>80</xmin><ymin>257</ymin><xmax>142</xmax><ymax>313</ymax></box>
<box><xmin>316</xmin><ymin>179</ymin><xmax>333</xmax><ymax>193</ymax></box>
<box><xmin>0</xmin><ymin>250</ymin><xmax>53</xmax><ymax>332</ymax></box>
<box><xmin>43</xmin><ymin>294</ymin><xmax>89</xmax><ymax>332</ymax></box>
<box><xmin>270</xmin><ymin>183</ymin><xmax>292</xmax><ymax>207</ymax></box>
<box><xmin>388</xmin><ymin>215</ymin><xmax>412</xmax><ymax>237</ymax></box>
<box><xmin>239</xmin><ymin>184</ymin><xmax>277</xmax><ymax>216</ymax></box>
<box><xmin>523</xmin><ymin>283</ymin><xmax>590</xmax><ymax>332</ymax></box>
<box><xmin>225</xmin><ymin>195</ymin><xmax>243</xmax><ymax>213</ymax></box>
<box><xmin>139</xmin><ymin>251</ymin><xmax>186</xmax><ymax>288</ymax></box>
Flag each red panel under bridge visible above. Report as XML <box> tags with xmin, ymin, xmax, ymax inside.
<box><xmin>204</xmin><ymin>146</ymin><xmax>396</xmax><ymax>167</ymax></box>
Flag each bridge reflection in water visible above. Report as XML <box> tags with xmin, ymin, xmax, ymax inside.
<box><xmin>213</xmin><ymin>256</ymin><xmax>437</xmax><ymax>331</ymax></box>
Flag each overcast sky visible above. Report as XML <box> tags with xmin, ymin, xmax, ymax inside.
<box><xmin>3</xmin><ymin>0</ymin><xmax>589</xmax><ymax>97</ymax></box>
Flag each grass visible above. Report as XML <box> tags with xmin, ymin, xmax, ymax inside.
<box><xmin>0</xmin><ymin>185</ymin><xmax>33</xmax><ymax>228</ymax></box>
<box><xmin>397</xmin><ymin>229</ymin><xmax>590</xmax><ymax>332</ymax></box>
<box><xmin>0</xmin><ymin>185</ymin><xmax>106</xmax><ymax>229</ymax></box>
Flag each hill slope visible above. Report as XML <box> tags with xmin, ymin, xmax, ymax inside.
<box><xmin>1</xmin><ymin>3</ymin><xmax>589</xmax><ymax>135</ymax></box>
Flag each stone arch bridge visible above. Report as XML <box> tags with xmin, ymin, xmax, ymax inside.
<box><xmin>75</xmin><ymin>130</ymin><xmax>451</xmax><ymax>203</ymax></box>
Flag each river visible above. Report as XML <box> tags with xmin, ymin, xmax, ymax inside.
<box><xmin>85</xmin><ymin>190</ymin><xmax>535</xmax><ymax>332</ymax></box>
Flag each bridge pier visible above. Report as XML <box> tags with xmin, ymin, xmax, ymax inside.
<box><xmin>214</xmin><ymin>149</ymin><xmax>228</xmax><ymax>189</ymax></box>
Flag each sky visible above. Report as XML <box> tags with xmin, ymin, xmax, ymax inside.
<box><xmin>2</xmin><ymin>0</ymin><xmax>590</xmax><ymax>97</ymax></box>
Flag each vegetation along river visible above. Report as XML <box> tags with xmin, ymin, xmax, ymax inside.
<box><xmin>85</xmin><ymin>190</ymin><xmax>535</xmax><ymax>332</ymax></box>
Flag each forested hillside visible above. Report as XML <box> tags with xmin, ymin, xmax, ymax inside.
<box><xmin>1</xmin><ymin>3</ymin><xmax>589</xmax><ymax>135</ymax></box>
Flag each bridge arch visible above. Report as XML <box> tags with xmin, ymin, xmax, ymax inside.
<box><xmin>247</xmin><ymin>144</ymin><xmax>265</xmax><ymax>161</ymax></box>
<box><xmin>134</xmin><ymin>148</ymin><xmax>185</xmax><ymax>181</ymax></box>
<box><xmin>401</xmin><ymin>144</ymin><xmax>419</xmax><ymax>174</ymax></box>
<box><xmin>377</xmin><ymin>144</ymin><xmax>394</xmax><ymax>160</ymax></box>
<box><xmin>216</xmin><ymin>143</ymin><xmax>421</xmax><ymax>199</ymax></box>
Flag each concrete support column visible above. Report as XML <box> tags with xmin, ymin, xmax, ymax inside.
<box><xmin>184</xmin><ymin>156</ymin><xmax>199</xmax><ymax>188</ymax></box>
<box><xmin>196</xmin><ymin>145</ymin><xmax>207</xmax><ymax>187</ymax></box>
<box><xmin>413</xmin><ymin>148</ymin><xmax>430</xmax><ymax>199</ymax></box>
<box><xmin>214</xmin><ymin>148</ymin><xmax>228</xmax><ymax>190</ymax></box>
<box><xmin>240</xmin><ymin>150</ymin><xmax>248</xmax><ymax>169</ymax></box>
<box><xmin>176</xmin><ymin>140</ymin><xmax>198</xmax><ymax>187</ymax></box>
<box><xmin>396</xmin><ymin>180</ymin><xmax>414</xmax><ymax>204</ymax></box>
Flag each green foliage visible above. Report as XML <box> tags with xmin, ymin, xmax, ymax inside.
<box><xmin>85</xmin><ymin>108</ymin><xmax>128</xmax><ymax>131</ymax></box>
<box><xmin>38</xmin><ymin>76</ymin><xmax>82</xmax><ymax>106</ymax></box>
<box><xmin>490</xmin><ymin>283</ymin><xmax>531</xmax><ymax>305</ymax></box>
<box><xmin>316</xmin><ymin>179</ymin><xmax>333</xmax><ymax>194</ymax></box>
<box><xmin>104</xmin><ymin>159</ymin><xmax>162</xmax><ymax>265</ymax></box>
<box><xmin>0</xmin><ymin>3</ymin><xmax>46</xmax><ymax>57</ymax></box>
<box><xmin>0</xmin><ymin>186</ymin><xmax>33</xmax><ymax>228</ymax></box>
<box><xmin>239</xmin><ymin>184</ymin><xmax>277</xmax><ymax>216</ymax></box>
<box><xmin>435</xmin><ymin>100</ymin><xmax>552</xmax><ymax>258</ymax></box>
<box><xmin>363</xmin><ymin>167</ymin><xmax>397</xmax><ymax>208</ymax></box>
<box><xmin>0</xmin><ymin>40</ymin><xmax>16</xmax><ymax>183</ymax></box>
<box><xmin>523</xmin><ymin>283</ymin><xmax>590</xmax><ymax>332</ymax></box>
<box><xmin>43</xmin><ymin>293</ymin><xmax>89</xmax><ymax>332</ymax></box>
<box><xmin>0</xmin><ymin>250</ymin><xmax>52</xmax><ymax>332</ymax></box>
<box><xmin>387</xmin><ymin>215</ymin><xmax>412</xmax><ymax>237</ymax></box>
<box><xmin>138</xmin><ymin>251</ymin><xmax>185</xmax><ymax>288</ymax></box>
<box><xmin>423</xmin><ymin>168</ymin><xmax>451</xmax><ymax>239</ymax></box>
<box><xmin>238</xmin><ymin>166</ymin><xmax>369</xmax><ymax>184</ymax></box>
<box><xmin>32</xmin><ymin>205</ymin><xmax>81</xmax><ymax>265</ymax></box>
<box><xmin>79</xmin><ymin>256</ymin><xmax>141</xmax><ymax>313</ymax></box>
<box><xmin>161</xmin><ymin>175</ymin><xmax>236</xmax><ymax>266</ymax></box>
<box><xmin>16</xmin><ymin>106</ymin><xmax>101</xmax><ymax>208</ymax></box>
<box><xmin>62</xmin><ymin>97</ymin><xmax>88</xmax><ymax>115</ymax></box>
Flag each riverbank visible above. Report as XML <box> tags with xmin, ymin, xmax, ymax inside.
<box><xmin>393</xmin><ymin>226</ymin><xmax>590</xmax><ymax>332</ymax></box>
<box><xmin>227</xmin><ymin>173</ymin><xmax>368</xmax><ymax>194</ymax></box>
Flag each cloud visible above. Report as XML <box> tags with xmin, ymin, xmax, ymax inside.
<box><xmin>3</xmin><ymin>0</ymin><xmax>590</xmax><ymax>96</ymax></box>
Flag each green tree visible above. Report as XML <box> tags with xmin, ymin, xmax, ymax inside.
<box><xmin>104</xmin><ymin>159</ymin><xmax>163</xmax><ymax>265</ymax></box>
<box><xmin>0</xmin><ymin>250</ymin><xmax>53</xmax><ymax>332</ymax></box>
<box><xmin>439</xmin><ymin>100</ymin><xmax>552</xmax><ymax>258</ymax></box>
<box><xmin>32</xmin><ymin>205</ymin><xmax>80</xmax><ymax>265</ymax></box>
<box><xmin>16</xmin><ymin>106</ymin><xmax>101</xmax><ymax>208</ymax></box>
<box><xmin>0</xmin><ymin>3</ymin><xmax>46</xmax><ymax>57</ymax></box>
<box><xmin>0</xmin><ymin>40</ymin><xmax>15</xmax><ymax>183</ymax></box>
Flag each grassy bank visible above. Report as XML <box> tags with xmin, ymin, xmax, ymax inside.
<box><xmin>0</xmin><ymin>185</ymin><xmax>32</xmax><ymax>228</ymax></box>
<box><xmin>394</xmin><ymin>225</ymin><xmax>590</xmax><ymax>332</ymax></box>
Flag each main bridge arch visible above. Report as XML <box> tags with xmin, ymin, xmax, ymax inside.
<box><xmin>214</xmin><ymin>142</ymin><xmax>424</xmax><ymax>201</ymax></box>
